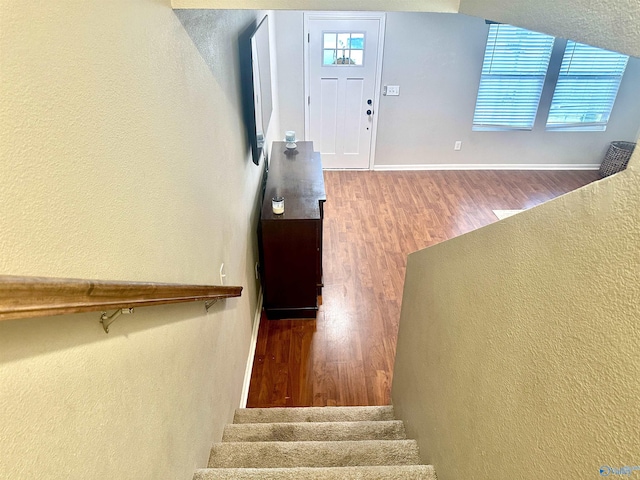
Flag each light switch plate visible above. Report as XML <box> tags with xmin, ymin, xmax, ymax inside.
<box><xmin>385</xmin><ymin>85</ymin><xmax>400</xmax><ymax>96</ymax></box>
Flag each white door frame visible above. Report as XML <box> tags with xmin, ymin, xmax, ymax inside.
<box><xmin>304</xmin><ymin>11</ymin><xmax>386</xmax><ymax>170</ymax></box>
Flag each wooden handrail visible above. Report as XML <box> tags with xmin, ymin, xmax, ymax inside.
<box><xmin>0</xmin><ymin>275</ymin><xmax>242</xmax><ymax>322</ymax></box>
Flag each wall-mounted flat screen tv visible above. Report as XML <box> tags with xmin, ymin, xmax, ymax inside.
<box><xmin>247</xmin><ymin>15</ymin><xmax>273</xmax><ymax>166</ymax></box>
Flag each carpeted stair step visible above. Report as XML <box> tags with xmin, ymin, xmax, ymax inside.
<box><xmin>222</xmin><ymin>420</ymin><xmax>406</xmax><ymax>442</ymax></box>
<box><xmin>208</xmin><ymin>439</ymin><xmax>420</xmax><ymax>468</ymax></box>
<box><xmin>194</xmin><ymin>465</ymin><xmax>437</xmax><ymax>479</ymax></box>
<box><xmin>232</xmin><ymin>406</ymin><xmax>395</xmax><ymax>424</ymax></box>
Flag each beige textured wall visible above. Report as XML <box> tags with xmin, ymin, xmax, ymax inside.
<box><xmin>393</xmin><ymin>147</ymin><xmax>640</xmax><ymax>479</ymax></box>
<box><xmin>393</xmin><ymin>135</ymin><xmax>640</xmax><ymax>478</ymax></box>
<box><xmin>172</xmin><ymin>0</ymin><xmax>459</xmax><ymax>12</ymax></box>
<box><xmin>0</xmin><ymin>2</ymin><xmax>276</xmax><ymax>479</ymax></box>
<box><xmin>459</xmin><ymin>0</ymin><xmax>640</xmax><ymax>57</ymax></box>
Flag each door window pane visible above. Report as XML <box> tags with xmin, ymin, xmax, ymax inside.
<box><xmin>337</xmin><ymin>33</ymin><xmax>350</xmax><ymax>49</ymax></box>
<box><xmin>323</xmin><ymin>49</ymin><xmax>337</xmax><ymax>65</ymax></box>
<box><xmin>350</xmin><ymin>50</ymin><xmax>363</xmax><ymax>65</ymax></box>
<box><xmin>323</xmin><ymin>33</ymin><xmax>336</xmax><ymax>49</ymax></box>
<box><xmin>350</xmin><ymin>33</ymin><xmax>364</xmax><ymax>49</ymax></box>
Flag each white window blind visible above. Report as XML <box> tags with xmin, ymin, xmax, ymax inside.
<box><xmin>473</xmin><ymin>24</ymin><xmax>555</xmax><ymax>131</ymax></box>
<box><xmin>546</xmin><ymin>41</ymin><xmax>628</xmax><ymax>131</ymax></box>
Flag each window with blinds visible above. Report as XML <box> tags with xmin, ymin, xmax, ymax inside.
<box><xmin>472</xmin><ymin>24</ymin><xmax>555</xmax><ymax>131</ymax></box>
<box><xmin>546</xmin><ymin>41</ymin><xmax>629</xmax><ymax>131</ymax></box>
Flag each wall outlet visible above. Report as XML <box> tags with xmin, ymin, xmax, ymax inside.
<box><xmin>384</xmin><ymin>85</ymin><xmax>400</xmax><ymax>96</ymax></box>
<box><xmin>454</xmin><ymin>141</ymin><xmax>462</xmax><ymax>151</ymax></box>
<box><xmin>220</xmin><ymin>263</ymin><xmax>226</xmax><ymax>285</ymax></box>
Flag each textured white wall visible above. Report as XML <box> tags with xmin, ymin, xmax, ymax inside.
<box><xmin>274</xmin><ymin>11</ymin><xmax>306</xmax><ymax>139</ymax></box>
<box><xmin>0</xmin><ymin>2</ymin><xmax>276</xmax><ymax>479</ymax></box>
<box><xmin>273</xmin><ymin>11</ymin><xmax>640</xmax><ymax>169</ymax></box>
<box><xmin>374</xmin><ymin>13</ymin><xmax>640</xmax><ymax>168</ymax></box>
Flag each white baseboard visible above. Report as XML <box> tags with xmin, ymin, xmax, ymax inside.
<box><xmin>373</xmin><ymin>163</ymin><xmax>600</xmax><ymax>171</ymax></box>
<box><xmin>239</xmin><ymin>288</ymin><xmax>262</xmax><ymax>408</ymax></box>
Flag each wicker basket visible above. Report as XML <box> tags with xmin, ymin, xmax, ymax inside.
<box><xmin>599</xmin><ymin>141</ymin><xmax>636</xmax><ymax>178</ymax></box>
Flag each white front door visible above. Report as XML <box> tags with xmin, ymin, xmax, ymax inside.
<box><xmin>305</xmin><ymin>13</ymin><xmax>385</xmax><ymax>169</ymax></box>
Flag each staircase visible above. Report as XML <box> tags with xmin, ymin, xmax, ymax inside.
<box><xmin>194</xmin><ymin>406</ymin><xmax>436</xmax><ymax>479</ymax></box>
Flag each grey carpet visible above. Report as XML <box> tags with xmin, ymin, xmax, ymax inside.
<box><xmin>208</xmin><ymin>440</ymin><xmax>420</xmax><ymax>468</ymax></box>
<box><xmin>233</xmin><ymin>406</ymin><xmax>396</xmax><ymax>424</ymax></box>
<box><xmin>194</xmin><ymin>406</ymin><xmax>436</xmax><ymax>479</ymax></box>
<box><xmin>222</xmin><ymin>420</ymin><xmax>406</xmax><ymax>442</ymax></box>
<box><xmin>194</xmin><ymin>465</ymin><xmax>437</xmax><ymax>479</ymax></box>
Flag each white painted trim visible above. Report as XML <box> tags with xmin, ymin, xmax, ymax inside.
<box><xmin>372</xmin><ymin>163</ymin><xmax>601</xmax><ymax>171</ymax></box>
<box><xmin>303</xmin><ymin>12</ymin><xmax>387</xmax><ymax>170</ymax></box>
<box><xmin>323</xmin><ymin>168</ymin><xmax>371</xmax><ymax>171</ymax></box>
<box><xmin>368</xmin><ymin>13</ymin><xmax>386</xmax><ymax>171</ymax></box>
<box><xmin>239</xmin><ymin>288</ymin><xmax>263</xmax><ymax>408</ymax></box>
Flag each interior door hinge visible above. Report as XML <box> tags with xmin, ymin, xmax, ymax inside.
<box><xmin>308</xmin><ymin>96</ymin><xmax>310</xmax><ymax>105</ymax></box>
<box><xmin>308</xmin><ymin>33</ymin><xmax>310</xmax><ymax>43</ymax></box>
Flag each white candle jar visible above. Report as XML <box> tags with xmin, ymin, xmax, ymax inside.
<box><xmin>285</xmin><ymin>131</ymin><xmax>296</xmax><ymax>143</ymax></box>
<box><xmin>272</xmin><ymin>196</ymin><xmax>285</xmax><ymax>215</ymax></box>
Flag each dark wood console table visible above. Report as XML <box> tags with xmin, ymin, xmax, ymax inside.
<box><xmin>259</xmin><ymin>141</ymin><xmax>326</xmax><ymax>319</ymax></box>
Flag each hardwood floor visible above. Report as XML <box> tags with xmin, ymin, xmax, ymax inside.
<box><xmin>246</xmin><ymin>170</ymin><xmax>599</xmax><ymax>407</ymax></box>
